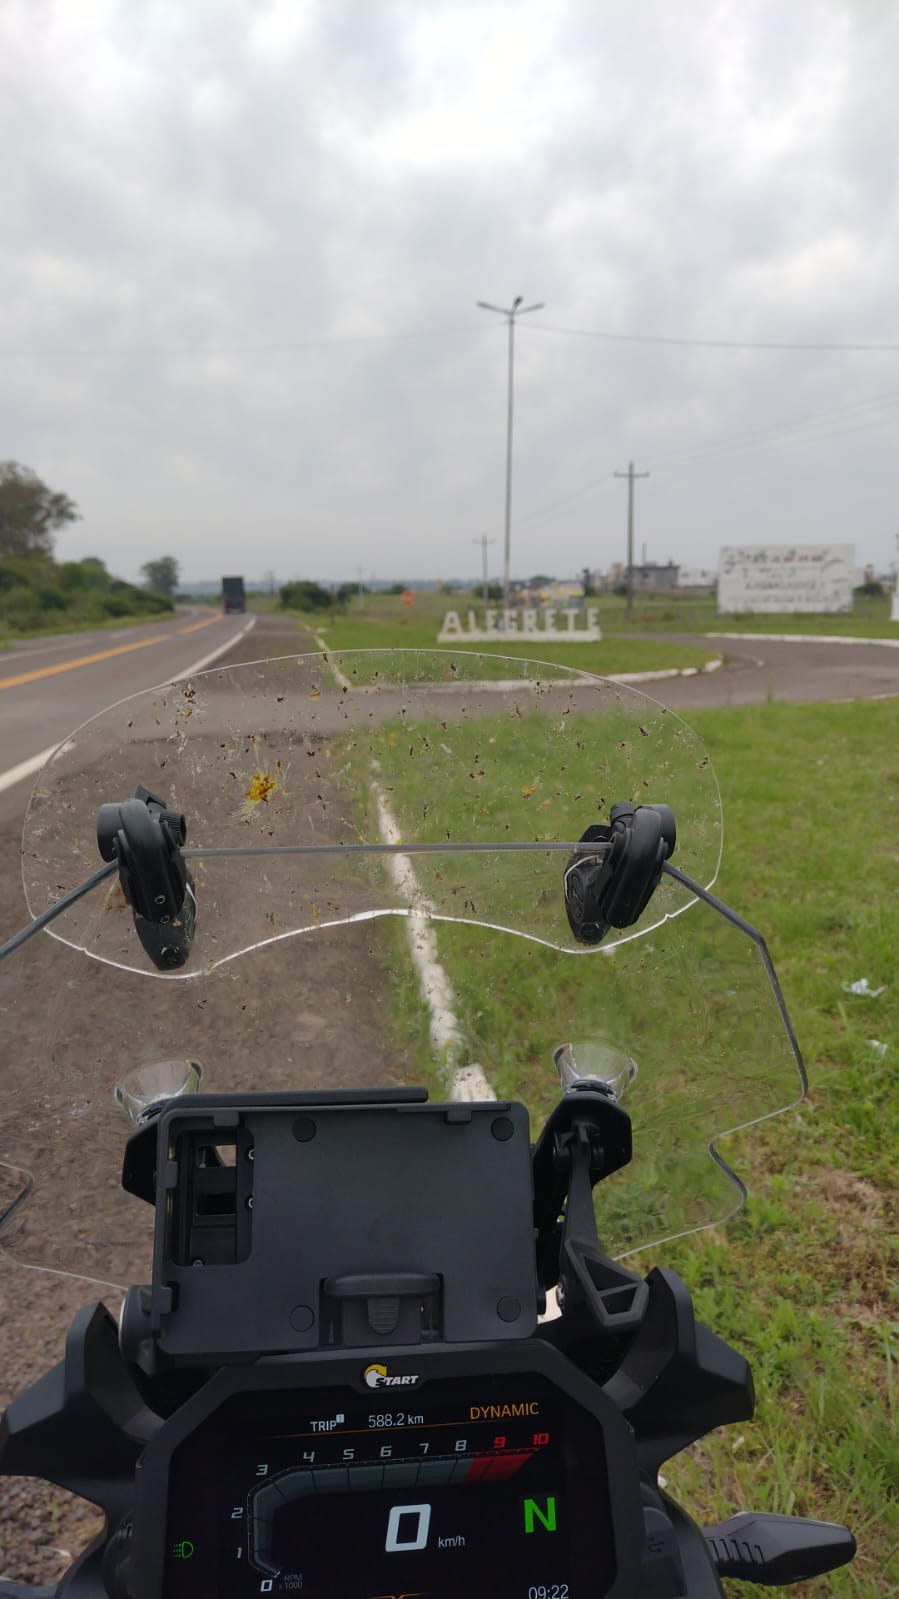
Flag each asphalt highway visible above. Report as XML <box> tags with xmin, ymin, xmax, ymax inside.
<box><xmin>0</xmin><ymin>607</ymin><xmax>256</xmax><ymax>790</ymax></box>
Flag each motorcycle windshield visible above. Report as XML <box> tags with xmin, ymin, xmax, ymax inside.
<box><xmin>1</xmin><ymin>650</ymin><xmax>804</xmax><ymax>1289</ymax></box>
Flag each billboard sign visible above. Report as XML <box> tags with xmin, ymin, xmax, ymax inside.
<box><xmin>718</xmin><ymin>544</ymin><xmax>854</xmax><ymax>614</ymax></box>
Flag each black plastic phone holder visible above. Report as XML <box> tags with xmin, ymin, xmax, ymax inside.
<box><xmin>119</xmin><ymin>1089</ymin><xmax>539</xmax><ymax>1371</ymax></box>
<box><xmin>564</xmin><ymin>801</ymin><xmax>676</xmax><ymax>945</ymax></box>
<box><xmin>96</xmin><ymin>786</ymin><xmax>195</xmax><ymax>969</ymax></box>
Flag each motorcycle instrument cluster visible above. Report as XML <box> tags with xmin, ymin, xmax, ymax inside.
<box><xmin>137</xmin><ymin>1360</ymin><xmax>637</xmax><ymax>1599</ymax></box>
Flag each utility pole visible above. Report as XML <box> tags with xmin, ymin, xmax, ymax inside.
<box><xmin>473</xmin><ymin>534</ymin><xmax>496</xmax><ymax>609</ymax></box>
<box><xmin>477</xmin><ymin>295</ymin><xmax>545</xmax><ymax>606</ymax></box>
<box><xmin>356</xmin><ymin>565</ymin><xmax>365</xmax><ymax>611</ymax></box>
<box><xmin>614</xmin><ymin>461</ymin><xmax>650</xmax><ymax>621</ymax></box>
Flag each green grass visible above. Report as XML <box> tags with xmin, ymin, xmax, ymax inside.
<box><xmin>352</xmin><ymin>696</ymin><xmax>898</xmax><ymax>1596</ymax></box>
<box><xmin>284</xmin><ymin>587</ymin><xmax>899</xmax><ymax>659</ymax></box>
<box><xmin>289</xmin><ymin>590</ymin><xmax>719</xmax><ymax>674</ymax></box>
<box><xmin>591</xmin><ymin>590</ymin><xmax>897</xmax><ymax>639</ymax></box>
<box><xmin>650</xmin><ymin>703</ymin><xmax>898</xmax><ymax>1597</ymax></box>
<box><xmin>0</xmin><ymin>606</ymin><xmax>176</xmax><ymax>646</ymax></box>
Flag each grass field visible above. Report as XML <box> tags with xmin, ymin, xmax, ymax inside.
<box><xmin>637</xmin><ymin>702</ymin><xmax>897</xmax><ymax>1597</ymax></box>
<box><xmin>287</xmin><ymin>589</ymin><xmax>719</xmax><ymax>674</ymax></box>
<box><xmin>0</xmin><ymin>606</ymin><xmax>176</xmax><ymax>647</ymax></box>
<box><xmin>579</xmin><ymin>590</ymin><xmax>897</xmax><ymax>639</ymax></box>
<box><xmin>276</xmin><ymin>584</ymin><xmax>899</xmax><ymax>655</ymax></box>
<box><xmin>356</xmin><ymin>693</ymin><xmax>897</xmax><ymax>1596</ymax></box>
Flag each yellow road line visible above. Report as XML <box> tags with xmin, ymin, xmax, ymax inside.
<box><xmin>0</xmin><ymin>633</ymin><xmax>173</xmax><ymax>692</ymax></box>
<box><xmin>178</xmin><ymin>612</ymin><xmax>224</xmax><ymax>634</ymax></box>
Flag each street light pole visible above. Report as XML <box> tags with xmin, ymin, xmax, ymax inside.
<box><xmin>477</xmin><ymin>295</ymin><xmax>545</xmax><ymax>607</ymax></box>
<box><xmin>473</xmin><ymin>534</ymin><xmax>496</xmax><ymax>609</ymax></box>
<box><xmin>614</xmin><ymin>461</ymin><xmax>650</xmax><ymax>621</ymax></box>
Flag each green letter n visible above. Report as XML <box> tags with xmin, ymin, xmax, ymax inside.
<box><xmin>523</xmin><ymin>1496</ymin><xmax>557</xmax><ymax>1534</ymax></box>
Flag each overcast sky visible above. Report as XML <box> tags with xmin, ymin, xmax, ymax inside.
<box><xmin>2</xmin><ymin>0</ymin><xmax>898</xmax><ymax>587</ymax></box>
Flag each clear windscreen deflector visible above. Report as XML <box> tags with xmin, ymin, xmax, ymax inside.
<box><xmin>0</xmin><ymin>650</ymin><xmax>804</xmax><ymax>1290</ymax></box>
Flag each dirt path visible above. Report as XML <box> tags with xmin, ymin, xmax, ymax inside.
<box><xmin>0</xmin><ymin>619</ymin><xmax>410</xmax><ymax>1588</ymax></box>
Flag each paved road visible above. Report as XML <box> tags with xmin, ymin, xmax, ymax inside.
<box><xmin>640</xmin><ymin>629</ymin><xmax>899</xmax><ymax>711</ymax></box>
<box><xmin>0</xmin><ymin>605</ymin><xmax>256</xmax><ymax>775</ymax></box>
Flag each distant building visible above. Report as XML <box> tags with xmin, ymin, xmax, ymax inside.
<box><xmin>538</xmin><ymin>580</ymin><xmax>584</xmax><ymax>602</ymax></box>
<box><xmin>510</xmin><ymin>579</ymin><xmax>585</xmax><ymax>605</ymax></box>
<box><xmin>583</xmin><ymin>563</ymin><xmax>702</xmax><ymax>594</ymax></box>
<box><xmin>633</xmin><ymin>562</ymin><xmax>679</xmax><ymax>591</ymax></box>
<box><xmin>677</xmin><ymin>568</ymin><xmax>717</xmax><ymax>592</ymax></box>
<box><xmin>592</xmin><ymin>565</ymin><xmax>623</xmax><ymax>593</ymax></box>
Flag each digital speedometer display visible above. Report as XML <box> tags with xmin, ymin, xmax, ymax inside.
<box><xmin>161</xmin><ymin>1369</ymin><xmax>618</xmax><ymax>1598</ymax></box>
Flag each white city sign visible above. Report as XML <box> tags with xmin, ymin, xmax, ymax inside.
<box><xmin>438</xmin><ymin>606</ymin><xmax>601</xmax><ymax>643</ymax></box>
<box><xmin>718</xmin><ymin>544</ymin><xmax>854</xmax><ymax>614</ymax></box>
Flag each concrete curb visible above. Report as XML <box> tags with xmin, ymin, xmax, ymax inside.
<box><xmin>707</xmin><ymin>631</ymin><xmax>899</xmax><ymax>648</ymax></box>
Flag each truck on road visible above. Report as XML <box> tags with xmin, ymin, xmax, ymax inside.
<box><xmin>222</xmin><ymin>575</ymin><xmax>246</xmax><ymax>614</ymax></box>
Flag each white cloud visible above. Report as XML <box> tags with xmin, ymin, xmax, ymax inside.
<box><xmin>2</xmin><ymin>0</ymin><xmax>898</xmax><ymax>583</ymax></box>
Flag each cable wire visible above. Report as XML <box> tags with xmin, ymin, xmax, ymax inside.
<box><xmin>524</xmin><ymin>321</ymin><xmax>899</xmax><ymax>354</ymax></box>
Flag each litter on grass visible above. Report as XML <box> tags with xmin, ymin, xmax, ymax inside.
<box><xmin>842</xmin><ymin>978</ymin><xmax>887</xmax><ymax>997</ymax></box>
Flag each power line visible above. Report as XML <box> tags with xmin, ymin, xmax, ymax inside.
<box><xmin>524</xmin><ymin>321</ymin><xmax>899</xmax><ymax>354</ymax></box>
<box><xmin>650</xmin><ymin>389</ymin><xmax>899</xmax><ymax>470</ymax></box>
<box><xmin>682</xmin><ymin>407</ymin><xmax>899</xmax><ymax>470</ymax></box>
<box><xmin>7</xmin><ymin>316</ymin><xmax>899</xmax><ymax>361</ymax></box>
<box><xmin>518</xmin><ymin>473</ymin><xmax>616</xmax><ymax>526</ymax></box>
<box><xmin>517</xmin><ymin>387</ymin><xmax>899</xmax><ymax>528</ymax></box>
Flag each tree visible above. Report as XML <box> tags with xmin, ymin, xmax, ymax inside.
<box><xmin>141</xmin><ymin>556</ymin><xmax>180</xmax><ymax>598</ymax></box>
<box><xmin>60</xmin><ymin>557</ymin><xmax>110</xmax><ymax>592</ymax></box>
<box><xmin>279</xmin><ymin>579</ymin><xmax>333</xmax><ymax>611</ymax></box>
<box><xmin>0</xmin><ymin>462</ymin><xmax>80</xmax><ymax>559</ymax></box>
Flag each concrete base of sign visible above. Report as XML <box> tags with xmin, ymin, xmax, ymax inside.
<box><xmin>438</xmin><ymin>628</ymin><xmax>601</xmax><ymax>642</ymax></box>
<box><xmin>891</xmin><ymin>591</ymin><xmax>899</xmax><ymax>623</ymax></box>
<box><xmin>438</xmin><ymin>606</ymin><xmax>601</xmax><ymax>643</ymax></box>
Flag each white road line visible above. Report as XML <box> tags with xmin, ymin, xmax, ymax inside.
<box><xmin>313</xmin><ymin>639</ymin><xmax>495</xmax><ymax>1102</ymax></box>
<box><xmin>375</xmin><ymin>788</ymin><xmax>464</xmax><ymax>1057</ymax></box>
<box><xmin>0</xmin><ymin>745</ymin><xmax>61</xmax><ymax>795</ymax></box>
<box><xmin>314</xmin><ymin>636</ymin><xmax>350</xmax><ymax>686</ymax></box>
<box><xmin>450</xmin><ymin>1064</ymin><xmax>498</xmax><ymax>1102</ymax></box>
<box><xmin>708</xmin><ymin>631</ymin><xmax>899</xmax><ymax>648</ymax></box>
<box><xmin>825</xmin><ymin>691</ymin><xmax>899</xmax><ymax>704</ymax></box>
<box><xmin>173</xmin><ymin>614</ymin><xmax>257</xmax><ymax>679</ymax></box>
<box><xmin>373</xmin><ymin>784</ymin><xmax>496</xmax><ymax>1104</ymax></box>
